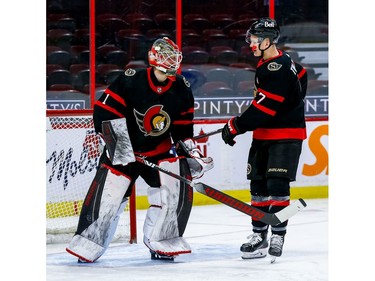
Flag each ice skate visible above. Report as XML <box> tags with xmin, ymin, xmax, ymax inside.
<box><xmin>150</xmin><ymin>250</ymin><xmax>175</xmax><ymax>261</ymax></box>
<box><xmin>240</xmin><ymin>232</ymin><xmax>268</xmax><ymax>259</ymax></box>
<box><xmin>269</xmin><ymin>234</ymin><xmax>285</xmax><ymax>263</ymax></box>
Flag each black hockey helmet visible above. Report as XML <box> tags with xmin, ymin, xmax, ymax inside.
<box><xmin>245</xmin><ymin>17</ymin><xmax>280</xmax><ymax>44</ymax></box>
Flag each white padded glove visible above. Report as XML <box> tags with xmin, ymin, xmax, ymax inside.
<box><xmin>177</xmin><ymin>138</ymin><xmax>214</xmax><ymax>179</ymax></box>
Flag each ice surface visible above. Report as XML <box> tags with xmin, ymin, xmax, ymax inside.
<box><xmin>46</xmin><ymin>199</ymin><xmax>328</xmax><ymax>281</ymax></box>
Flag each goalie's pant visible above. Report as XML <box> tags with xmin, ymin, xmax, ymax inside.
<box><xmin>247</xmin><ymin>139</ymin><xmax>303</xmax><ymax>236</ymax></box>
<box><xmin>66</xmin><ymin>163</ymin><xmax>131</xmax><ymax>262</ymax></box>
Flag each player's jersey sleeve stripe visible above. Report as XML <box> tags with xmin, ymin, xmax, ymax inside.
<box><xmin>298</xmin><ymin>67</ymin><xmax>306</xmax><ymax>79</ymax></box>
<box><xmin>103</xmin><ymin>88</ymin><xmax>127</xmax><ymax>106</ymax></box>
<box><xmin>258</xmin><ymin>88</ymin><xmax>285</xmax><ymax>102</ymax></box>
<box><xmin>252</xmin><ymin>101</ymin><xmax>277</xmax><ymax>116</ymax></box>
<box><xmin>173</xmin><ymin>120</ymin><xmax>194</xmax><ymax>125</ymax></box>
<box><xmin>180</xmin><ymin>107</ymin><xmax>194</xmax><ymax>115</ymax></box>
<box><xmin>94</xmin><ymin>101</ymin><xmax>124</xmax><ymax>118</ymax></box>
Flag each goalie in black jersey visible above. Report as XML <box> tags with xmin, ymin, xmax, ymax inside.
<box><xmin>66</xmin><ymin>37</ymin><xmax>213</xmax><ymax>262</ymax></box>
<box><xmin>221</xmin><ymin>18</ymin><xmax>308</xmax><ymax>263</ymax></box>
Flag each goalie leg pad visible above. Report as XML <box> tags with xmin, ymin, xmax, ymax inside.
<box><xmin>66</xmin><ymin>165</ymin><xmax>131</xmax><ymax>262</ymax></box>
<box><xmin>143</xmin><ymin>158</ymin><xmax>193</xmax><ymax>256</ymax></box>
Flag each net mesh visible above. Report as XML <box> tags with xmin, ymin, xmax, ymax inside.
<box><xmin>46</xmin><ymin>115</ymin><xmax>130</xmax><ymax>244</ymax></box>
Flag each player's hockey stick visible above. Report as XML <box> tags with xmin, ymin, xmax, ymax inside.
<box><xmin>136</xmin><ymin>156</ymin><xmax>307</xmax><ymax>225</ymax></box>
<box><xmin>101</xmin><ymin>118</ymin><xmax>306</xmax><ymax>225</ymax></box>
<box><xmin>193</xmin><ymin>128</ymin><xmax>222</xmax><ymax>141</ymax></box>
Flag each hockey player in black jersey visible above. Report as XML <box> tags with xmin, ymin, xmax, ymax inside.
<box><xmin>66</xmin><ymin>37</ymin><xmax>213</xmax><ymax>262</ymax></box>
<box><xmin>221</xmin><ymin>18</ymin><xmax>308</xmax><ymax>263</ymax></box>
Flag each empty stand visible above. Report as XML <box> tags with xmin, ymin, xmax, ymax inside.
<box><xmin>47</xmin><ymin>29</ymin><xmax>74</xmax><ymax>51</ymax></box>
<box><xmin>204</xmin><ymin>66</ymin><xmax>233</xmax><ymax>86</ymax></box>
<box><xmin>97</xmin><ymin>45</ymin><xmax>128</xmax><ymax>67</ymax></box>
<box><xmin>181</xmin><ymin>67</ymin><xmax>207</xmax><ymax>92</ymax></box>
<box><xmin>154</xmin><ymin>14</ymin><xmax>176</xmax><ymax>31</ymax></box>
<box><xmin>97</xmin><ymin>64</ymin><xmax>124</xmax><ymax>84</ymax></box>
<box><xmin>116</xmin><ymin>29</ymin><xmax>148</xmax><ymax>60</ymax></box>
<box><xmin>124</xmin><ymin>13</ymin><xmax>156</xmax><ymax>33</ymax></box>
<box><xmin>183</xmin><ymin>14</ymin><xmax>210</xmax><ymax>31</ymax></box>
<box><xmin>182</xmin><ymin>46</ymin><xmax>209</xmax><ymax>64</ymax></box>
<box><xmin>47</xmin><ymin>69</ymin><xmax>72</xmax><ymax>86</ymax></box>
<box><xmin>209</xmin><ymin>14</ymin><xmax>235</xmax><ymax>29</ymax></box>
<box><xmin>209</xmin><ymin>46</ymin><xmax>239</xmax><ymax>65</ymax></box>
<box><xmin>200</xmin><ymin>81</ymin><xmax>235</xmax><ymax>97</ymax></box>
<box><xmin>47</xmin><ymin>49</ymin><xmax>72</xmax><ymax>69</ymax></box>
<box><xmin>97</xmin><ymin>13</ymin><xmax>129</xmax><ymax>43</ymax></box>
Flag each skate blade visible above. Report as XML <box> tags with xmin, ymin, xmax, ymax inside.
<box><xmin>241</xmin><ymin>248</ymin><xmax>267</xmax><ymax>259</ymax></box>
<box><xmin>270</xmin><ymin>256</ymin><xmax>277</xmax><ymax>263</ymax></box>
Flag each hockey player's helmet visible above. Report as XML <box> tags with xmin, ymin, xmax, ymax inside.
<box><xmin>246</xmin><ymin>17</ymin><xmax>280</xmax><ymax>44</ymax></box>
<box><xmin>148</xmin><ymin>37</ymin><xmax>182</xmax><ymax>79</ymax></box>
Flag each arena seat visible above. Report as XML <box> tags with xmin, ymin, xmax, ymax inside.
<box><xmin>182</xmin><ymin>46</ymin><xmax>209</xmax><ymax>65</ymax></box>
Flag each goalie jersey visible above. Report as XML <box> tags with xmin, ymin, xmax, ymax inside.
<box><xmin>94</xmin><ymin>67</ymin><xmax>195</xmax><ymax>157</ymax></box>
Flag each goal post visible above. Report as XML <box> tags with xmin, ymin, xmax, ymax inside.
<box><xmin>46</xmin><ymin>109</ymin><xmax>137</xmax><ymax>244</ymax></box>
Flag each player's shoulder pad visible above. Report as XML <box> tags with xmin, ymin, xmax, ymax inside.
<box><xmin>176</xmin><ymin>73</ymin><xmax>191</xmax><ymax>88</ymax></box>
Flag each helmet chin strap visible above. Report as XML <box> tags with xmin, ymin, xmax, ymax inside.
<box><xmin>257</xmin><ymin>39</ymin><xmax>273</xmax><ymax>57</ymax></box>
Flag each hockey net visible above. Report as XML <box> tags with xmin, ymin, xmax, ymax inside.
<box><xmin>46</xmin><ymin>110</ymin><xmax>137</xmax><ymax>244</ymax></box>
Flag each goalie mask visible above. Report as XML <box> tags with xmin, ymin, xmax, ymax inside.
<box><xmin>245</xmin><ymin>17</ymin><xmax>280</xmax><ymax>45</ymax></box>
<box><xmin>148</xmin><ymin>37</ymin><xmax>182</xmax><ymax>81</ymax></box>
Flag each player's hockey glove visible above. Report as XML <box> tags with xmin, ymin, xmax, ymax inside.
<box><xmin>222</xmin><ymin>117</ymin><xmax>241</xmax><ymax>146</ymax></box>
<box><xmin>176</xmin><ymin>138</ymin><xmax>214</xmax><ymax>179</ymax></box>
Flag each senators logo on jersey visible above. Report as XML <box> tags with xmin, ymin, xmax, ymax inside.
<box><xmin>134</xmin><ymin>105</ymin><xmax>171</xmax><ymax>136</ymax></box>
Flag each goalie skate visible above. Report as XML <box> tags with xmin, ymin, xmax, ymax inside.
<box><xmin>150</xmin><ymin>250</ymin><xmax>175</xmax><ymax>261</ymax></box>
<box><xmin>240</xmin><ymin>232</ymin><xmax>268</xmax><ymax>260</ymax></box>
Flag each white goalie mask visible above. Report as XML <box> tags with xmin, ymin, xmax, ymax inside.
<box><xmin>148</xmin><ymin>37</ymin><xmax>182</xmax><ymax>81</ymax></box>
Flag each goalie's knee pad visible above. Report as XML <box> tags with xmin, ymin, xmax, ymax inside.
<box><xmin>143</xmin><ymin>158</ymin><xmax>193</xmax><ymax>256</ymax></box>
<box><xmin>66</xmin><ymin>164</ymin><xmax>131</xmax><ymax>262</ymax></box>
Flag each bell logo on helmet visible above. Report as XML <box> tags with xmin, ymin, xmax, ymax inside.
<box><xmin>265</xmin><ymin>21</ymin><xmax>275</xmax><ymax>28</ymax></box>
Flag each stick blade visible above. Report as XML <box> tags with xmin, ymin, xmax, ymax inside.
<box><xmin>274</xmin><ymin>198</ymin><xmax>307</xmax><ymax>223</ymax></box>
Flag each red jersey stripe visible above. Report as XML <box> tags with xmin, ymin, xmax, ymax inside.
<box><xmin>95</xmin><ymin>102</ymin><xmax>124</xmax><ymax>118</ymax></box>
<box><xmin>253</xmin><ymin>128</ymin><xmax>307</xmax><ymax>140</ymax></box>
<box><xmin>103</xmin><ymin>88</ymin><xmax>126</xmax><ymax>106</ymax></box>
<box><xmin>258</xmin><ymin>88</ymin><xmax>285</xmax><ymax>102</ymax></box>
<box><xmin>252</xmin><ymin>101</ymin><xmax>277</xmax><ymax>116</ymax></box>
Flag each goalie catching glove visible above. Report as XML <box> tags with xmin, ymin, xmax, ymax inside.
<box><xmin>176</xmin><ymin>138</ymin><xmax>214</xmax><ymax>179</ymax></box>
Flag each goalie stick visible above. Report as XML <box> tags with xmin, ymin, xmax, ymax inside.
<box><xmin>136</xmin><ymin>156</ymin><xmax>307</xmax><ymax>225</ymax></box>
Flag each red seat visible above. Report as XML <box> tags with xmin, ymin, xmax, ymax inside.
<box><xmin>182</xmin><ymin>29</ymin><xmax>203</xmax><ymax>47</ymax></box>
<box><xmin>209</xmin><ymin>46</ymin><xmax>239</xmax><ymax>65</ymax></box>
<box><xmin>97</xmin><ymin>64</ymin><xmax>124</xmax><ymax>85</ymax></box>
<box><xmin>209</xmin><ymin>14</ymin><xmax>235</xmax><ymax>29</ymax></box>
<box><xmin>116</xmin><ymin>29</ymin><xmax>147</xmax><ymax>60</ymax></box>
<box><xmin>47</xmin><ymin>69</ymin><xmax>72</xmax><ymax>85</ymax></box>
<box><xmin>202</xmin><ymin>29</ymin><xmax>231</xmax><ymax>49</ymax></box>
<box><xmin>204</xmin><ymin>66</ymin><xmax>233</xmax><ymax>86</ymax></box>
<box><xmin>237</xmin><ymin>80</ymin><xmax>255</xmax><ymax>96</ymax></box>
<box><xmin>124</xmin><ymin>13</ymin><xmax>156</xmax><ymax>33</ymax></box>
<box><xmin>47</xmin><ymin>49</ymin><xmax>72</xmax><ymax>69</ymax></box>
<box><xmin>182</xmin><ymin>46</ymin><xmax>209</xmax><ymax>65</ymax></box>
<box><xmin>183</xmin><ymin>14</ymin><xmax>210</xmax><ymax>30</ymax></box>
<box><xmin>97</xmin><ymin>14</ymin><xmax>129</xmax><ymax>42</ymax></box>
<box><xmin>97</xmin><ymin>45</ymin><xmax>128</xmax><ymax>67</ymax></box>
<box><xmin>47</xmin><ymin>29</ymin><xmax>74</xmax><ymax>51</ymax></box>
<box><xmin>200</xmin><ymin>81</ymin><xmax>234</xmax><ymax>97</ymax></box>
<box><xmin>154</xmin><ymin>14</ymin><xmax>176</xmax><ymax>31</ymax></box>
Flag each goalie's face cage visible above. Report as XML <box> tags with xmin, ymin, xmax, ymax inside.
<box><xmin>148</xmin><ymin>37</ymin><xmax>183</xmax><ymax>77</ymax></box>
